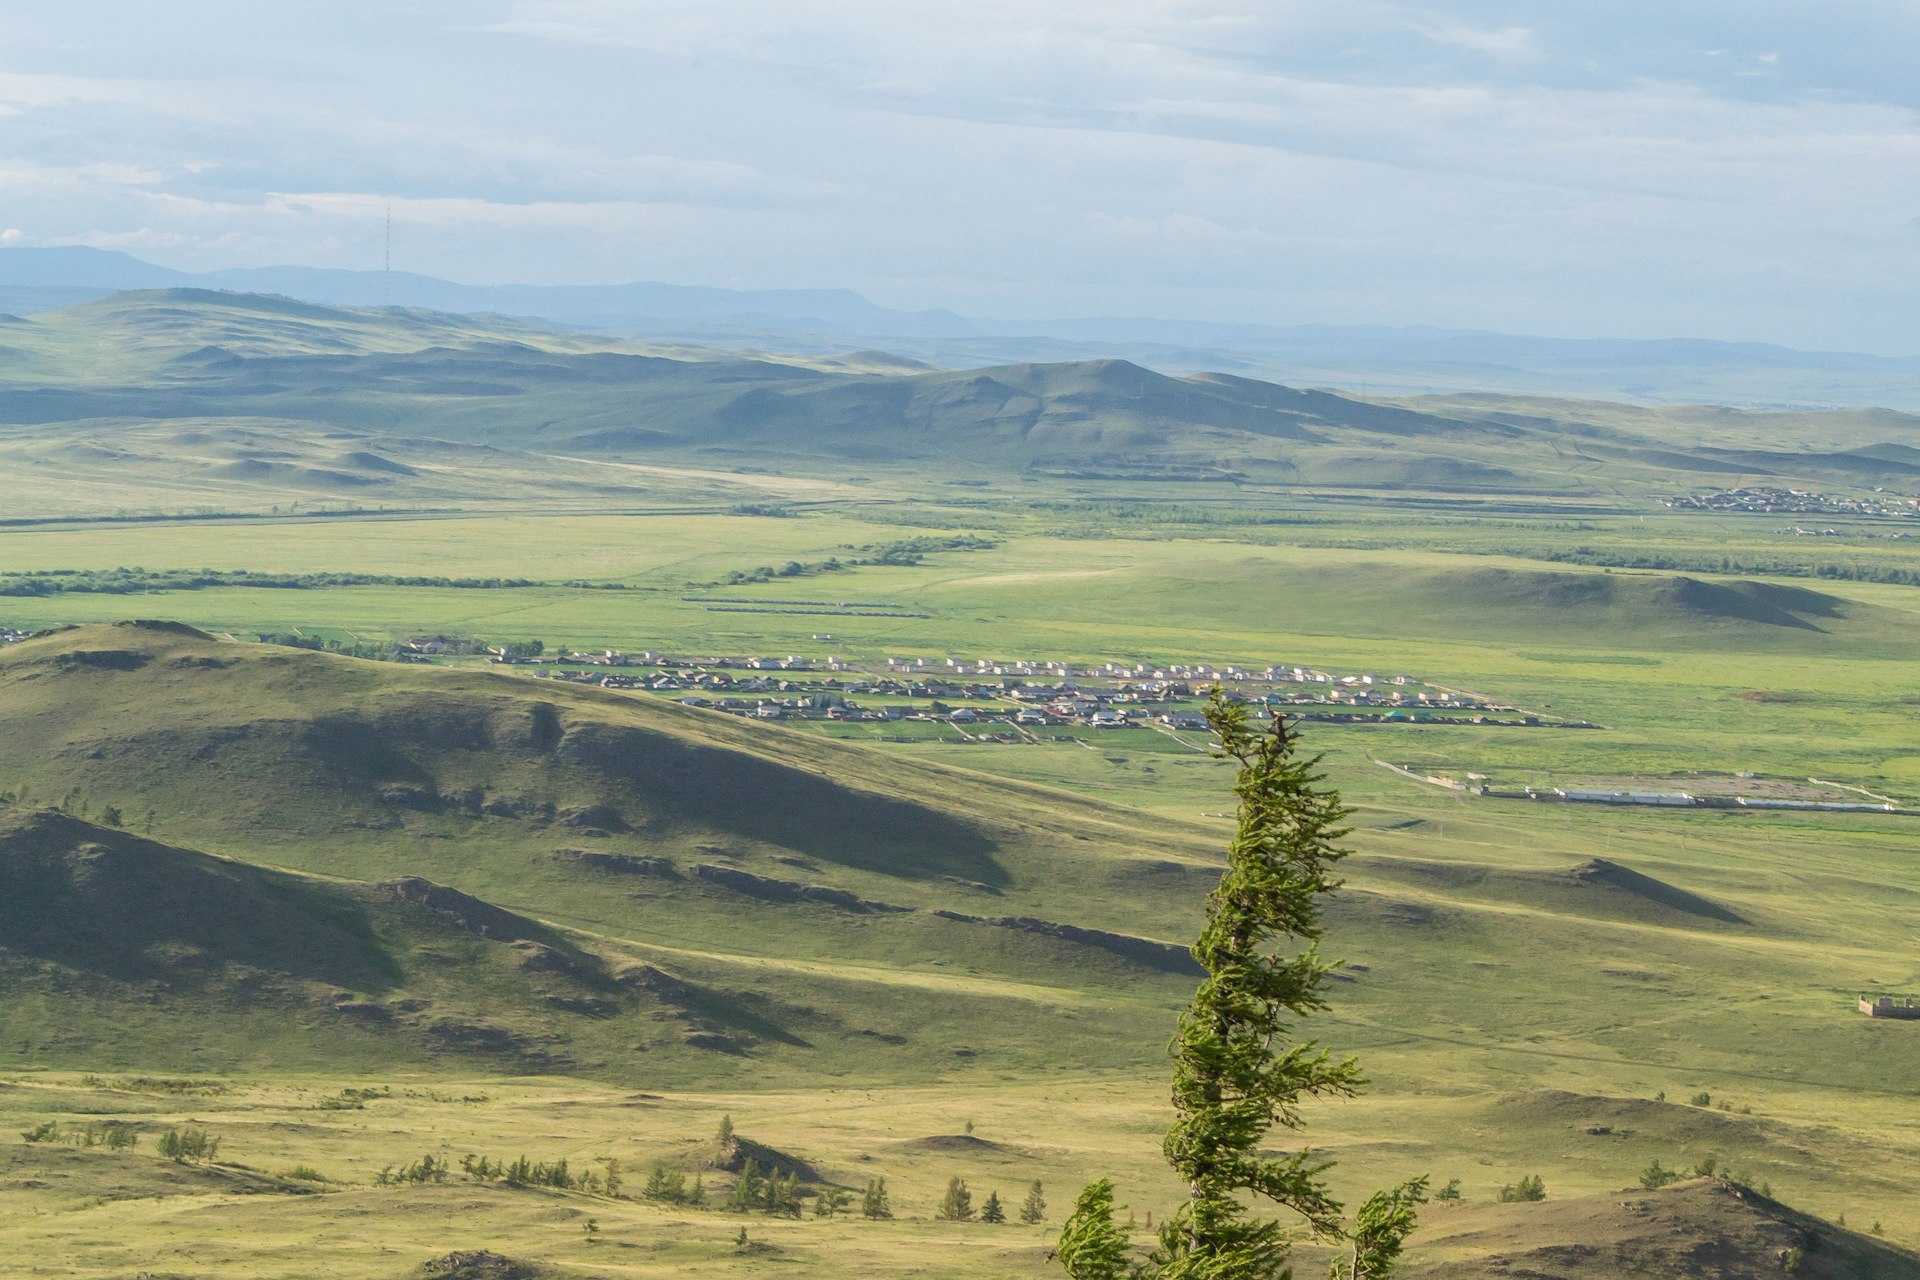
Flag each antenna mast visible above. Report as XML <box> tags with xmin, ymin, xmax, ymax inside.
<box><xmin>383</xmin><ymin>201</ymin><xmax>391</xmax><ymax>305</ymax></box>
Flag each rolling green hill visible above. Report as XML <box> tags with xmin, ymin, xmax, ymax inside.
<box><xmin>927</xmin><ymin>560</ymin><xmax>1920</xmax><ymax>657</ymax></box>
<box><xmin>6</xmin><ymin>291</ymin><xmax>1920</xmax><ymax>520</ymax></box>
<box><xmin>6</xmin><ymin>621</ymin><xmax>1920</xmax><ymax>1269</ymax></box>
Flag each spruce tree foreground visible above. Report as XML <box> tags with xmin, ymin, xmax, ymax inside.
<box><xmin>1057</xmin><ymin>692</ymin><xmax>1427</xmax><ymax>1280</ymax></box>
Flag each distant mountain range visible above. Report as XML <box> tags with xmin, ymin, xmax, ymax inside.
<box><xmin>4</xmin><ymin>246</ymin><xmax>1918</xmax><ymax>409</ymax></box>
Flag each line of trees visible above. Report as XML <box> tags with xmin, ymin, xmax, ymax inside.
<box><xmin>931</xmin><ymin>1177</ymin><xmax>1045</xmax><ymax>1224</ymax></box>
<box><xmin>157</xmin><ymin>1127</ymin><xmax>219</xmax><ymax>1163</ymax></box>
<box><xmin>20</xmin><ymin>1120</ymin><xmax>140</xmax><ymax>1150</ymax></box>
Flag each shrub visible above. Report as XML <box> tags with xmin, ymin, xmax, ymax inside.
<box><xmin>1497</xmin><ymin>1175</ymin><xmax>1545</xmax><ymax>1203</ymax></box>
<box><xmin>156</xmin><ymin>1127</ymin><xmax>219</xmax><ymax>1164</ymax></box>
<box><xmin>1639</xmin><ymin>1161</ymin><xmax>1681</xmax><ymax>1190</ymax></box>
<box><xmin>1689</xmin><ymin>1092</ymin><xmax>1712</xmax><ymax>1107</ymax></box>
<box><xmin>20</xmin><ymin>1121</ymin><xmax>59</xmax><ymax>1144</ymax></box>
<box><xmin>1433</xmin><ymin>1179</ymin><xmax>1462</xmax><ymax>1201</ymax></box>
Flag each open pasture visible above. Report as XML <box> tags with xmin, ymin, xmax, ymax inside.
<box><xmin>5</xmin><ymin>293</ymin><xmax>1920</xmax><ymax>1276</ymax></box>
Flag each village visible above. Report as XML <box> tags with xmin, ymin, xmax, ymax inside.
<box><xmin>510</xmin><ymin>645</ymin><xmax>1561</xmax><ymax>733</ymax></box>
<box><xmin>1668</xmin><ymin>486</ymin><xmax>1920</xmax><ymax>517</ymax></box>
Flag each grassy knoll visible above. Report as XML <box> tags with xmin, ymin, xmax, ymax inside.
<box><xmin>4</xmin><ymin>622</ymin><xmax>1920</xmax><ymax>1277</ymax></box>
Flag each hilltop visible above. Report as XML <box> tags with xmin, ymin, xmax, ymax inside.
<box><xmin>1404</xmin><ymin>1178</ymin><xmax>1918</xmax><ymax>1280</ymax></box>
<box><xmin>6</xmin><ymin>247</ymin><xmax>1920</xmax><ymax>408</ymax></box>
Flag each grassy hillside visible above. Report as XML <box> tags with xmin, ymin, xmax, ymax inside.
<box><xmin>7</xmin><ymin>292</ymin><xmax>1920</xmax><ymax>520</ymax></box>
<box><xmin>6</xmin><ymin>622</ymin><xmax>1920</xmax><ymax>1270</ymax></box>
<box><xmin>6</xmin><ymin>291</ymin><xmax>1920</xmax><ymax>1273</ymax></box>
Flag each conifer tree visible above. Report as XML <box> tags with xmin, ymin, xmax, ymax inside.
<box><xmin>689</xmin><ymin>1174</ymin><xmax>707</xmax><ymax>1207</ymax></box>
<box><xmin>1058</xmin><ymin>692</ymin><xmax>1426</xmax><ymax>1280</ymax></box>
<box><xmin>982</xmin><ymin>1189</ymin><xmax>1007</xmax><ymax>1223</ymax></box>
<box><xmin>861</xmin><ymin>1176</ymin><xmax>893</xmax><ymax>1219</ymax></box>
<box><xmin>716</xmin><ymin>1114</ymin><xmax>735</xmax><ymax>1151</ymax></box>
<box><xmin>727</xmin><ymin>1158</ymin><xmax>764</xmax><ymax>1212</ymax></box>
<box><xmin>765</xmin><ymin>1171</ymin><xmax>801</xmax><ymax>1218</ymax></box>
<box><xmin>938</xmin><ymin>1175</ymin><xmax>974</xmax><ymax>1221</ymax></box>
<box><xmin>1056</xmin><ymin>1181</ymin><xmax>1134</xmax><ymax>1280</ymax></box>
<box><xmin>1021</xmin><ymin>1180</ymin><xmax>1047</xmax><ymax>1225</ymax></box>
<box><xmin>1331</xmin><ymin>1179</ymin><xmax>1429</xmax><ymax>1280</ymax></box>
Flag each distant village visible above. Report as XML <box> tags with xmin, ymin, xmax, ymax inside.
<box><xmin>508</xmin><ymin>645</ymin><xmax>1555</xmax><ymax>731</ymax></box>
<box><xmin>1669</xmin><ymin>486</ymin><xmax>1918</xmax><ymax>517</ymax></box>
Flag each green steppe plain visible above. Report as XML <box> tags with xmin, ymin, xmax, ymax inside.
<box><xmin>3</xmin><ymin>285</ymin><xmax>1920</xmax><ymax>1275</ymax></box>
<box><xmin>4</xmin><ymin>498</ymin><xmax>1920</xmax><ymax>1278</ymax></box>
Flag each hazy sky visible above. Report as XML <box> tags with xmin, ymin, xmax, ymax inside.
<box><xmin>1</xmin><ymin>2</ymin><xmax>1916</xmax><ymax>348</ymax></box>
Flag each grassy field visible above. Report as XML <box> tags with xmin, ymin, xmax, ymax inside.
<box><xmin>3</xmin><ymin>621</ymin><xmax>1920</xmax><ymax>1277</ymax></box>
<box><xmin>5</xmin><ymin>292</ymin><xmax>1920</xmax><ymax>1276</ymax></box>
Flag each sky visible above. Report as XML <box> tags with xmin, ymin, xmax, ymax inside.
<box><xmin>0</xmin><ymin>2</ymin><xmax>1916</xmax><ymax>350</ymax></box>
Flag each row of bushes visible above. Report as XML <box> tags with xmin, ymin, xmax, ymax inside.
<box><xmin>20</xmin><ymin>1121</ymin><xmax>218</xmax><ymax>1163</ymax></box>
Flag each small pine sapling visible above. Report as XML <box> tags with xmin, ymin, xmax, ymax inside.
<box><xmin>982</xmin><ymin>1190</ymin><xmax>1007</xmax><ymax>1223</ymax></box>
<box><xmin>1021</xmin><ymin>1180</ymin><xmax>1047</xmax><ymax>1224</ymax></box>
<box><xmin>938</xmin><ymin>1176</ymin><xmax>974</xmax><ymax>1221</ymax></box>
<box><xmin>1496</xmin><ymin>1175</ymin><xmax>1545</xmax><ymax>1203</ymax></box>
<box><xmin>862</xmin><ymin>1176</ymin><xmax>892</xmax><ymax>1219</ymax></box>
<box><xmin>1640</xmin><ymin>1160</ymin><xmax>1681</xmax><ymax>1190</ymax></box>
<box><xmin>1330</xmin><ymin>1178</ymin><xmax>1428</xmax><ymax>1280</ymax></box>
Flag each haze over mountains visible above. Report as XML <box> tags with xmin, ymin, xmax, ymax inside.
<box><xmin>7</xmin><ymin>247</ymin><xmax>1920</xmax><ymax>411</ymax></box>
<box><xmin>5</xmin><ymin>288</ymin><xmax>1920</xmax><ymax>522</ymax></box>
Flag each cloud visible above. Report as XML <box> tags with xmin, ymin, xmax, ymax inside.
<box><xmin>0</xmin><ymin>2</ymin><xmax>1913</xmax><ymax>348</ymax></box>
<box><xmin>1416</xmin><ymin>22</ymin><xmax>1542</xmax><ymax>64</ymax></box>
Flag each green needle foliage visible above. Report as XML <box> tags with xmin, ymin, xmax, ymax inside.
<box><xmin>1056</xmin><ymin>1181</ymin><xmax>1137</xmax><ymax>1280</ymax></box>
<box><xmin>1331</xmin><ymin>1179</ymin><xmax>1429</xmax><ymax>1280</ymax></box>
<box><xmin>1021</xmin><ymin>1180</ymin><xmax>1048</xmax><ymax>1224</ymax></box>
<box><xmin>1060</xmin><ymin>692</ymin><xmax>1426</xmax><ymax>1280</ymax></box>
<box><xmin>938</xmin><ymin>1175</ymin><xmax>975</xmax><ymax>1221</ymax></box>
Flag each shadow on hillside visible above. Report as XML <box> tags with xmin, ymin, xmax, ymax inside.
<box><xmin>560</xmin><ymin>723</ymin><xmax>1008</xmax><ymax>886</ymax></box>
<box><xmin>0</xmin><ymin>809</ymin><xmax>401</xmax><ymax>991</ymax></box>
<box><xmin>1353</xmin><ymin>855</ymin><xmax>1749</xmax><ymax>929</ymax></box>
<box><xmin>1565</xmin><ymin>857</ymin><xmax>1748</xmax><ymax>923</ymax></box>
<box><xmin>1657</xmin><ymin>577</ymin><xmax>1831</xmax><ymax>632</ymax></box>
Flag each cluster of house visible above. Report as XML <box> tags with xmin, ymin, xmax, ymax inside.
<box><xmin>513</xmin><ymin>646</ymin><xmax>1514</xmax><ymax>732</ymax></box>
<box><xmin>0</xmin><ymin>626</ymin><xmax>29</xmax><ymax>646</ymax></box>
<box><xmin>1668</xmin><ymin>487</ymin><xmax>1919</xmax><ymax>517</ymax></box>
